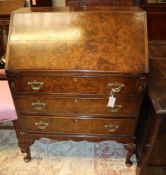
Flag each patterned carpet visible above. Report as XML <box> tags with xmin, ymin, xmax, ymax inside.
<box><xmin>0</xmin><ymin>130</ymin><xmax>138</xmax><ymax>175</ymax></box>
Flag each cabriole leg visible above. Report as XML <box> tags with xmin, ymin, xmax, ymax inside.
<box><xmin>124</xmin><ymin>143</ymin><xmax>136</xmax><ymax>167</ymax></box>
<box><xmin>18</xmin><ymin>139</ymin><xmax>34</xmax><ymax>162</ymax></box>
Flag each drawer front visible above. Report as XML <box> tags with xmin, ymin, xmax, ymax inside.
<box><xmin>19</xmin><ymin>116</ymin><xmax>136</xmax><ymax>135</ymax></box>
<box><xmin>15</xmin><ymin>96</ymin><xmax>141</xmax><ymax>117</ymax></box>
<box><xmin>10</xmin><ymin>76</ymin><xmax>143</xmax><ymax>95</ymax></box>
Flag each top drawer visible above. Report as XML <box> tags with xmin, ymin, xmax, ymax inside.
<box><xmin>9</xmin><ymin>75</ymin><xmax>144</xmax><ymax>95</ymax></box>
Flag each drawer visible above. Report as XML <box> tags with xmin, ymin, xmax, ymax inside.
<box><xmin>19</xmin><ymin>116</ymin><xmax>136</xmax><ymax>135</ymax></box>
<box><xmin>10</xmin><ymin>75</ymin><xmax>144</xmax><ymax>95</ymax></box>
<box><xmin>15</xmin><ymin>96</ymin><xmax>141</xmax><ymax>117</ymax></box>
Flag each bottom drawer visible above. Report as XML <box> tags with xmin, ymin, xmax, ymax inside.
<box><xmin>19</xmin><ymin>116</ymin><xmax>136</xmax><ymax>135</ymax></box>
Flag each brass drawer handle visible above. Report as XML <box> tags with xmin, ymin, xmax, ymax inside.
<box><xmin>104</xmin><ymin>124</ymin><xmax>119</xmax><ymax>132</ymax></box>
<box><xmin>35</xmin><ymin>121</ymin><xmax>49</xmax><ymax>130</ymax></box>
<box><xmin>28</xmin><ymin>80</ymin><xmax>44</xmax><ymax>91</ymax></box>
<box><xmin>32</xmin><ymin>101</ymin><xmax>46</xmax><ymax>110</ymax></box>
<box><xmin>108</xmin><ymin>82</ymin><xmax>125</xmax><ymax>92</ymax></box>
<box><xmin>108</xmin><ymin>105</ymin><xmax>122</xmax><ymax>112</ymax></box>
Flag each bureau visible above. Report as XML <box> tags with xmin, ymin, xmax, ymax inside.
<box><xmin>5</xmin><ymin>7</ymin><xmax>148</xmax><ymax>166</ymax></box>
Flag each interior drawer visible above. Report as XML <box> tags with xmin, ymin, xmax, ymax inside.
<box><xmin>10</xmin><ymin>75</ymin><xmax>143</xmax><ymax>95</ymax></box>
<box><xmin>15</xmin><ymin>96</ymin><xmax>141</xmax><ymax>117</ymax></box>
<box><xmin>19</xmin><ymin>116</ymin><xmax>136</xmax><ymax>135</ymax></box>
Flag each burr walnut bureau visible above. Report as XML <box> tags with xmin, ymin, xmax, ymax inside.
<box><xmin>5</xmin><ymin>7</ymin><xmax>148</xmax><ymax>166</ymax></box>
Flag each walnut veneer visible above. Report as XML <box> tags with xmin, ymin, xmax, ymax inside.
<box><xmin>6</xmin><ymin>7</ymin><xmax>148</xmax><ymax>166</ymax></box>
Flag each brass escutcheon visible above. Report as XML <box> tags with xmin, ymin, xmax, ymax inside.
<box><xmin>35</xmin><ymin>121</ymin><xmax>49</xmax><ymax>130</ymax></box>
<box><xmin>104</xmin><ymin>124</ymin><xmax>119</xmax><ymax>132</ymax></box>
<box><xmin>108</xmin><ymin>105</ymin><xmax>122</xmax><ymax>112</ymax></box>
<box><xmin>32</xmin><ymin>101</ymin><xmax>46</xmax><ymax>110</ymax></box>
<box><xmin>108</xmin><ymin>82</ymin><xmax>125</xmax><ymax>92</ymax></box>
<box><xmin>28</xmin><ymin>80</ymin><xmax>44</xmax><ymax>91</ymax></box>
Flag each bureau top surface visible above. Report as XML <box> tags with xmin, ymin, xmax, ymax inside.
<box><xmin>6</xmin><ymin>7</ymin><xmax>148</xmax><ymax>73</ymax></box>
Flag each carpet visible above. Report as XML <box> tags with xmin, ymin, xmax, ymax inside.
<box><xmin>0</xmin><ymin>130</ymin><xmax>138</xmax><ymax>175</ymax></box>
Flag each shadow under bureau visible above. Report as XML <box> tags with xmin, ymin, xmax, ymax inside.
<box><xmin>5</xmin><ymin>6</ymin><xmax>148</xmax><ymax>166</ymax></box>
